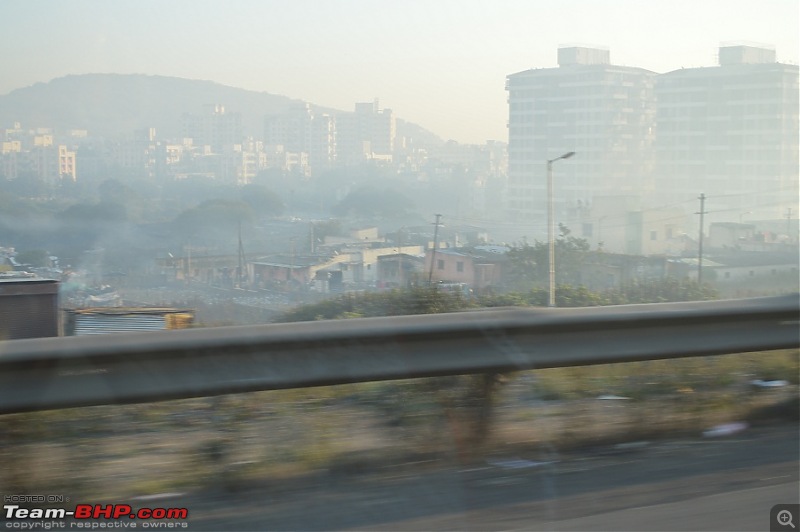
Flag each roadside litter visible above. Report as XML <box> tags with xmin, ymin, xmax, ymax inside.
<box><xmin>702</xmin><ymin>422</ymin><xmax>749</xmax><ymax>438</ymax></box>
<box><xmin>486</xmin><ymin>458</ymin><xmax>555</xmax><ymax>469</ymax></box>
<box><xmin>750</xmin><ymin>379</ymin><xmax>789</xmax><ymax>388</ymax></box>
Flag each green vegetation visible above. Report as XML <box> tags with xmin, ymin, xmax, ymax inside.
<box><xmin>277</xmin><ymin>287</ymin><xmax>473</xmax><ymax>322</ymax></box>
<box><xmin>278</xmin><ymin>278</ymin><xmax>718</xmax><ymax>323</ymax></box>
<box><xmin>504</xmin><ymin>224</ymin><xmax>590</xmax><ymax>291</ymax></box>
<box><xmin>239</xmin><ymin>183</ymin><xmax>285</xmax><ymax>217</ymax></box>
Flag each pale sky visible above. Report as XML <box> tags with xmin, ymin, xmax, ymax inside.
<box><xmin>1</xmin><ymin>0</ymin><xmax>798</xmax><ymax>144</ymax></box>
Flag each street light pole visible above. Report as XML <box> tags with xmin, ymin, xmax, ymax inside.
<box><xmin>547</xmin><ymin>151</ymin><xmax>575</xmax><ymax>307</ymax></box>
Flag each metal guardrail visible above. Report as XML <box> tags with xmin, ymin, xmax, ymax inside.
<box><xmin>0</xmin><ymin>295</ymin><xmax>798</xmax><ymax>414</ymax></box>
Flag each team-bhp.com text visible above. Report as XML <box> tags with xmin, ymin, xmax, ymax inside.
<box><xmin>4</xmin><ymin>505</ymin><xmax>189</xmax><ymax>529</ymax></box>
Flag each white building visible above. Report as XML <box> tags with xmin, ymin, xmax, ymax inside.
<box><xmin>505</xmin><ymin>46</ymin><xmax>656</xmax><ymax>222</ymax></box>
<box><xmin>181</xmin><ymin>104</ymin><xmax>243</xmax><ymax>153</ymax></box>
<box><xmin>654</xmin><ymin>44</ymin><xmax>799</xmax><ymax>222</ymax></box>
<box><xmin>336</xmin><ymin>100</ymin><xmax>396</xmax><ymax>165</ymax></box>
<box><xmin>264</xmin><ymin>103</ymin><xmax>336</xmax><ymax>175</ymax></box>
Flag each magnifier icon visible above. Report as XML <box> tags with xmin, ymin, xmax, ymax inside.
<box><xmin>778</xmin><ymin>510</ymin><xmax>796</xmax><ymax>529</ymax></box>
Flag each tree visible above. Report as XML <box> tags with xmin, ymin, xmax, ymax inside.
<box><xmin>505</xmin><ymin>225</ymin><xmax>590</xmax><ymax>291</ymax></box>
<box><xmin>239</xmin><ymin>184</ymin><xmax>284</xmax><ymax>217</ymax></box>
<box><xmin>311</xmin><ymin>219</ymin><xmax>343</xmax><ymax>243</ymax></box>
<box><xmin>172</xmin><ymin>199</ymin><xmax>254</xmax><ymax>242</ymax></box>
<box><xmin>96</xmin><ymin>179</ymin><xmax>149</xmax><ymax>222</ymax></box>
<box><xmin>331</xmin><ymin>186</ymin><xmax>417</xmax><ymax>218</ymax></box>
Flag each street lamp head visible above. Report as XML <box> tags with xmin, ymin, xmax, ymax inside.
<box><xmin>549</xmin><ymin>151</ymin><xmax>576</xmax><ymax>164</ymax></box>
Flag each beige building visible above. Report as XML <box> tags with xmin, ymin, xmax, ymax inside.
<box><xmin>578</xmin><ymin>195</ymin><xmax>692</xmax><ymax>256</ymax></box>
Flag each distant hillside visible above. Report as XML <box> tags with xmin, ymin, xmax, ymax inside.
<box><xmin>0</xmin><ymin>74</ymin><xmax>443</xmax><ymax>145</ymax></box>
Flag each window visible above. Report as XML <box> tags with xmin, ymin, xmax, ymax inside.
<box><xmin>437</xmin><ymin>259</ymin><xmax>444</xmax><ymax>270</ymax></box>
<box><xmin>457</xmin><ymin>261</ymin><xmax>464</xmax><ymax>272</ymax></box>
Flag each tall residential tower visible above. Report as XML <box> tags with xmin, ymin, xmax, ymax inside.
<box><xmin>654</xmin><ymin>44</ymin><xmax>799</xmax><ymax>220</ymax></box>
<box><xmin>506</xmin><ymin>46</ymin><xmax>656</xmax><ymax>222</ymax></box>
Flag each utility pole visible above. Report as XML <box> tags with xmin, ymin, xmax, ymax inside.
<box><xmin>290</xmin><ymin>237</ymin><xmax>296</xmax><ymax>285</ymax></box>
<box><xmin>696</xmin><ymin>193</ymin><xmax>707</xmax><ymax>284</ymax></box>
<box><xmin>236</xmin><ymin>220</ymin><xmax>246</xmax><ymax>288</ymax></box>
<box><xmin>186</xmin><ymin>243</ymin><xmax>192</xmax><ymax>286</ymax></box>
<box><xmin>428</xmin><ymin>214</ymin><xmax>442</xmax><ymax>285</ymax></box>
<box><xmin>398</xmin><ymin>228</ymin><xmax>404</xmax><ymax>289</ymax></box>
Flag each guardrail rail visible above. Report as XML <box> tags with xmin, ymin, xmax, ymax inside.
<box><xmin>0</xmin><ymin>294</ymin><xmax>798</xmax><ymax>414</ymax></box>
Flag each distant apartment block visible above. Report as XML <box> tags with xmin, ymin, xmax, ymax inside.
<box><xmin>264</xmin><ymin>103</ymin><xmax>313</xmax><ymax>153</ymax></box>
<box><xmin>181</xmin><ymin>104</ymin><xmax>243</xmax><ymax>153</ymax></box>
<box><xmin>264</xmin><ymin>103</ymin><xmax>336</xmax><ymax>174</ymax></box>
<box><xmin>506</xmin><ymin>47</ymin><xmax>656</xmax><ymax>222</ymax></box>
<box><xmin>654</xmin><ymin>44</ymin><xmax>799</xmax><ymax>220</ymax></box>
<box><xmin>0</xmin><ymin>124</ymin><xmax>76</xmax><ymax>183</ymax></box>
<box><xmin>336</xmin><ymin>100</ymin><xmax>396</xmax><ymax>165</ymax></box>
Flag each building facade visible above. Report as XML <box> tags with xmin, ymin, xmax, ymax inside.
<box><xmin>654</xmin><ymin>45</ymin><xmax>799</xmax><ymax>222</ymax></box>
<box><xmin>506</xmin><ymin>46</ymin><xmax>656</xmax><ymax>222</ymax></box>
<box><xmin>181</xmin><ymin>104</ymin><xmax>243</xmax><ymax>153</ymax></box>
<box><xmin>336</xmin><ymin>100</ymin><xmax>396</xmax><ymax>165</ymax></box>
<box><xmin>263</xmin><ymin>103</ymin><xmax>337</xmax><ymax>175</ymax></box>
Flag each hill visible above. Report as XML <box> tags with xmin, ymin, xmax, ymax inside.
<box><xmin>0</xmin><ymin>74</ymin><xmax>443</xmax><ymax>145</ymax></box>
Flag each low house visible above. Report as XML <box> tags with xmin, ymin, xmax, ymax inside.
<box><xmin>579</xmin><ymin>253</ymin><xmax>671</xmax><ymax>291</ymax></box>
<box><xmin>376</xmin><ymin>253</ymin><xmax>426</xmax><ymax>289</ymax></box>
<box><xmin>425</xmin><ymin>247</ymin><xmax>507</xmax><ymax>292</ymax></box>
<box><xmin>248</xmin><ymin>254</ymin><xmax>350</xmax><ymax>290</ymax></box>
<box><xmin>707</xmin><ymin>252</ymin><xmax>800</xmax><ymax>283</ymax></box>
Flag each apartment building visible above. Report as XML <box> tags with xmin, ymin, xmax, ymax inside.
<box><xmin>1</xmin><ymin>124</ymin><xmax>75</xmax><ymax>183</ymax></box>
<box><xmin>264</xmin><ymin>103</ymin><xmax>336</xmax><ymax>174</ymax></box>
<box><xmin>506</xmin><ymin>46</ymin><xmax>657</xmax><ymax>222</ymax></box>
<box><xmin>181</xmin><ymin>104</ymin><xmax>243</xmax><ymax>153</ymax></box>
<box><xmin>654</xmin><ymin>44</ymin><xmax>799</xmax><ymax>221</ymax></box>
<box><xmin>336</xmin><ymin>100</ymin><xmax>396</xmax><ymax>165</ymax></box>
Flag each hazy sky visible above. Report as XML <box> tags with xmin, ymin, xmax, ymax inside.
<box><xmin>1</xmin><ymin>0</ymin><xmax>797</xmax><ymax>144</ymax></box>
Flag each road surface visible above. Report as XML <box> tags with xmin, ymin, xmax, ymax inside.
<box><xmin>177</xmin><ymin>423</ymin><xmax>799</xmax><ymax>531</ymax></box>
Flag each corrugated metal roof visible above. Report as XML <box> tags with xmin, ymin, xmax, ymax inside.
<box><xmin>73</xmin><ymin>314</ymin><xmax>167</xmax><ymax>336</ymax></box>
